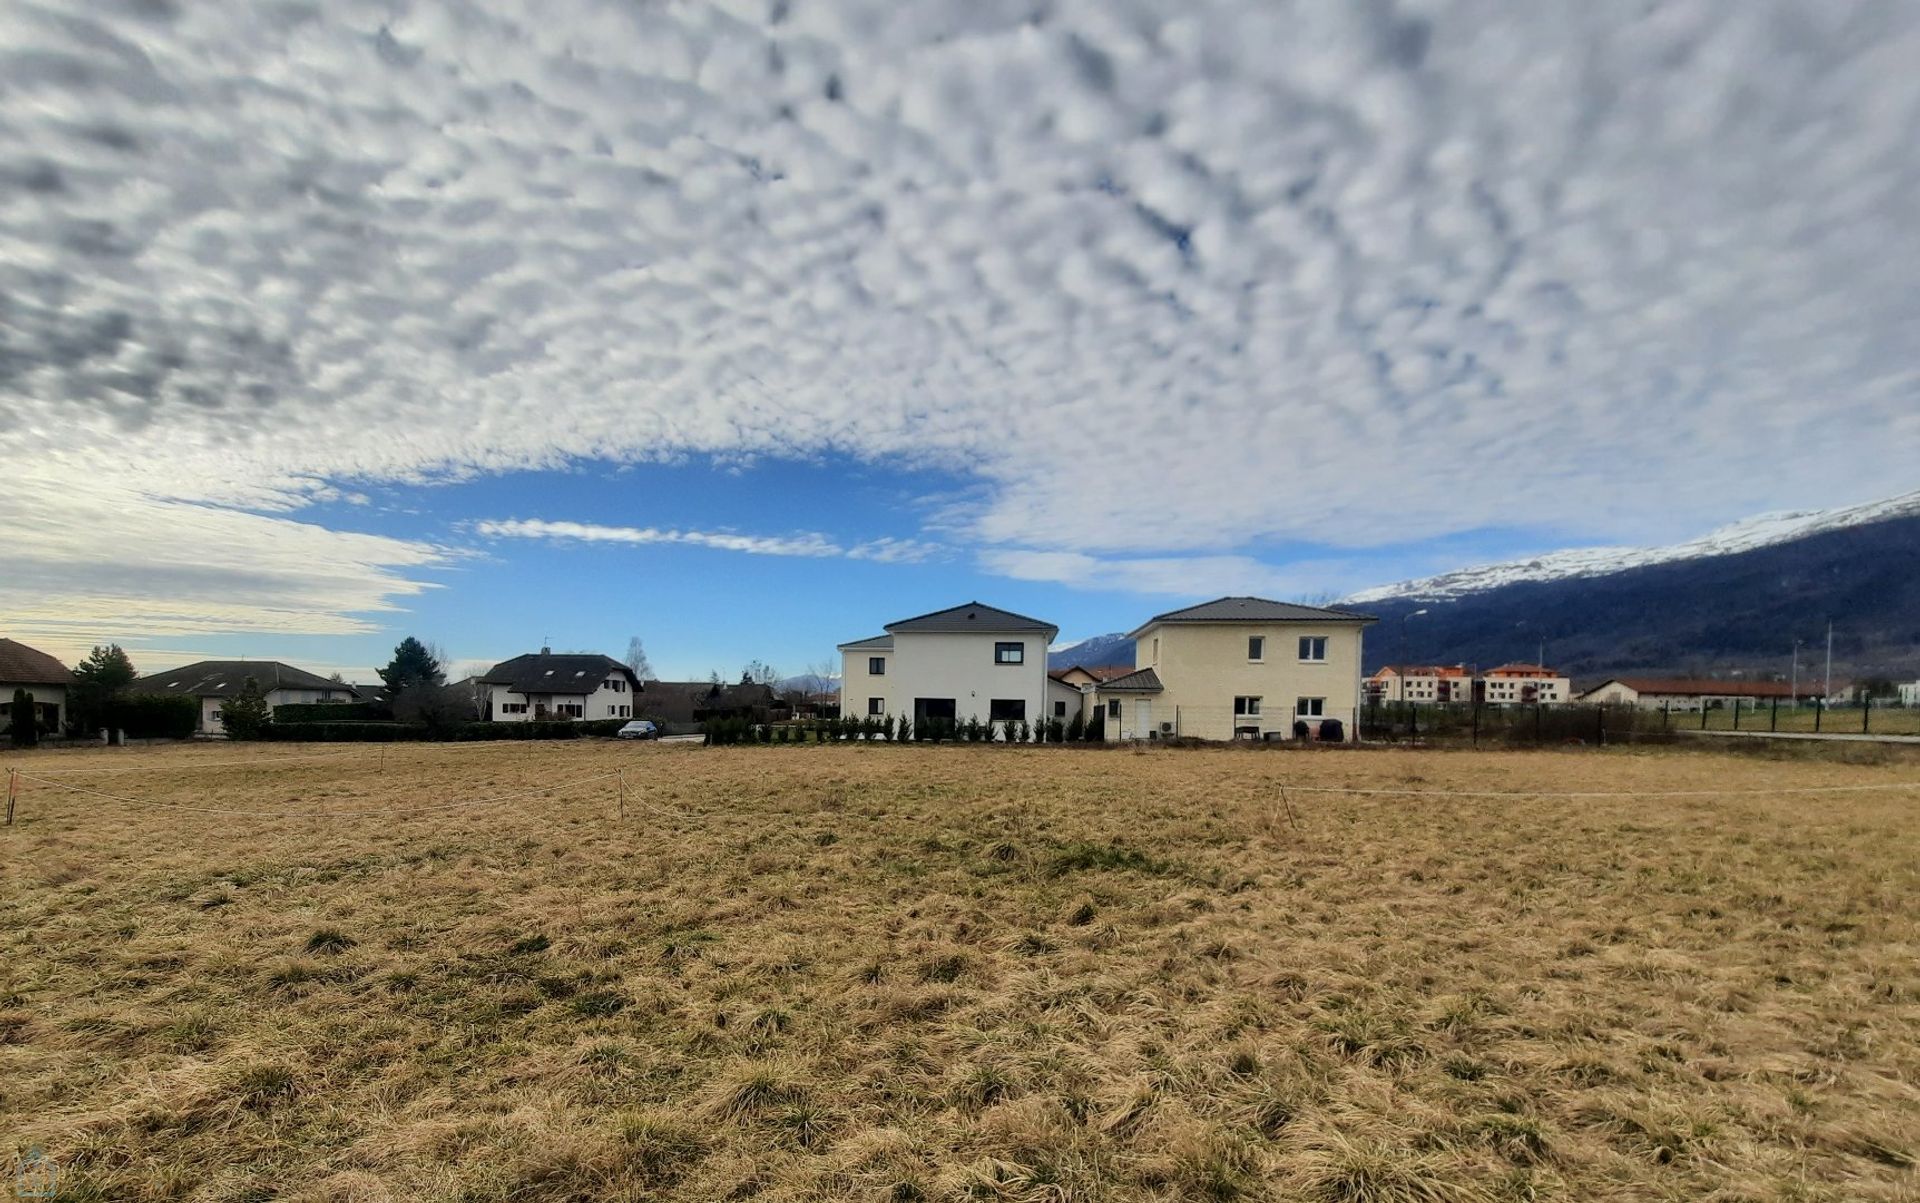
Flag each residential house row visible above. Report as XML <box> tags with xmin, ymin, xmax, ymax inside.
<box><xmin>840</xmin><ymin>597</ymin><xmax>1376</xmax><ymax>742</ymax></box>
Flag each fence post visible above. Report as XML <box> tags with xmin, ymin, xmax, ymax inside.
<box><xmin>1472</xmin><ymin>701</ymin><xmax>1480</xmax><ymax>747</ymax></box>
<box><xmin>1815</xmin><ymin>698</ymin><xmax>1823</xmax><ymax>733</ymax></box>
<box><xmin>1535</xmin><ymin>703</ymin><xmax>1542</xmax><ymax>744</ymax></box>
<box><xmin>1701</xmin><ymin>704</ymin><xmax>1708</xmax><ymax>730</ymax></box>
<box><xmin>1596</xmin><ymin>705</ymin><xmax>1605</xmax><ymax>746</ymax></box>
<box><xmin>617</xmin><ymin>768</ymin><xmax>627</xmax><ymax>820</ymax></box>
<box><xmin>5</xmin><ymin>768</ymin><xmax>16</xmax><ymax>827</ymax></box>
<box><xmin>1864</xmin><ymin>694</ymin><xmax>1871</xmax><ymax>734</ymax></box>
<box><xmin>1732</xmin><ymin>698</ymin><xmax>1741</xmax><ymax>730</ymax></box>
<box><xmin>1409</xmin><ymin>705</ymin><xmax>1417</xmax><ymax>745</ymax></box>
<box><xmin>1771</xmin><ymin>697</ymin><xmax>1778</xmax><ymax>732</ymax></box>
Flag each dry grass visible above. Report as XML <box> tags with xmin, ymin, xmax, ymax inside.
<box><xmin>2</xmin><ymin>740</ymin><xmax>1916</xmax><ymax>1202</ymax></box>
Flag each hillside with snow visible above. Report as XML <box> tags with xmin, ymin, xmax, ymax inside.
<box><xmin>1349</xmin><ymin>490</ymin><xmax>1920</xmax><ymax>604</ymax></box>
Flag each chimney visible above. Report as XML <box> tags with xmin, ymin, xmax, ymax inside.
<box><xmin>540</xmin><ymin>645</ymin><xmax>551</xmax><ymax>656</ymax></box>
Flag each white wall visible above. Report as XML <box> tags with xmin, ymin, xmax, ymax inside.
<box><xmin>0</xmin><ymin>683</ymin><xmax>66</xmax><ymax>732</ymax></box>
<box><xmin>489</xmin><ymin>672</ymin><xmax>636</xmax><ymax>722</ymax></box>
<box><xmin>1045</xmin><ymin>679</ymin><xmax>1083</xmax><ymax>725</ymax></box>
<box><xmin>840</xmin><ymin>647</ymin><xmax>892</xmax><ymax>718</ymax></box>
<box><xmin>887</xmin><ymin>631</ymin><xmax>1048</xmax><ymax>733</ymax></box>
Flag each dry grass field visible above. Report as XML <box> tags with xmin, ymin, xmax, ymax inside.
<box><xmin>2</xmin><ymin>741</ymin><xmax>1916</xmax><ymax>1203</ymax></box>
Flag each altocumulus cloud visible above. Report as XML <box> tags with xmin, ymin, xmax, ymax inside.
<box><xmin>474</xmin><ymin>519</ymin><xmax>941</xmax><ymax>563</ymax></box>
<box><xmin>2</xmin><ymin>0</ymin><xmax>1918</xmax><ymax>646</ymax></box>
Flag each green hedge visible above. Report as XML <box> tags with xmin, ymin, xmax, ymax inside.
<box><xmin>256</xmin><ymin>719</ymin><xmax>636</xmax><ymax>743</ymax></box>
<box><xmin>105</xmin><ymin>693</ymin><xmax>201</xmax><ymax>740</ymax></box>
<box><xmin>273</xmin><ymin>701</ymin><xmax>393</xmax><ymax>723</ymax></box>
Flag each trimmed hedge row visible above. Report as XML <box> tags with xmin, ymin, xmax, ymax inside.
<box><xmin>272</xmin><ymin>701</ymin><xmax>393</xmax><ymax>723</ymax></box>
<box><xmin>255</xmin><ymin>718</ymin><xmax>635</xmax><ymax>742</ymax></box>
<box><xmin>104</xmin><ymin>693</ymin><xmax>201</xmax><ymax>740</ymax></box>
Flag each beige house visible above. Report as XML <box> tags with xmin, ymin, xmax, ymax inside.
<box><xmin>1046</xmin><ymin>664</ymin><xmax>1134</xmax><ymax>725</ymax></box>
<box><xmin>1095</xmin><ymin>597</ymin><xmax>1375</xmax><ymax>741</ymax></box>
<box><xmin>0</xmin><ymin>638</ymin><xmax>73</xmax><ymax>737</ymax></box>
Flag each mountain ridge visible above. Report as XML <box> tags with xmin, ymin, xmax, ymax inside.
<box><xmin>1348</xmin><ymin>489</ymin><xmax>1920</xmax><ymax>604</ymax></box>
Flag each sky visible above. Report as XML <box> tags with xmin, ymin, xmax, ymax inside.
<box><xmin>2</xmin><ymin>0</ymin><xmax>1917</xmax><ymax>682</ymax></box>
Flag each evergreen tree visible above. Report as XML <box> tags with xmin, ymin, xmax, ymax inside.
<box><xmin>379</xmin><ymin>636</ymin><xmax>446</xmax><ymax>701</ymax></box>
<box><xmin>10</xmin><ymin>687</ymin><xmax>38</xmax><ymax>747</ymax></box>
<box><xmin>70</xmin><ymin>644</ymin><xmax>137</xmax><ymax>732</ymax></box>
<box><xmin>219</xmin><ymin>677</ymin><xmax>273</xmax><ymax>740</ymax></box>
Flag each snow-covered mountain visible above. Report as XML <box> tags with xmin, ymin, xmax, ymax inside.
<box><xmin>1048</xmin><ymin>632</ymin><xmax>1135</xmax><ymax>670</ymax></box>
<box><xmin>1349</xmin><ymin>489</ymin><xmax>1920</xmax><ymax>604</ymax></box>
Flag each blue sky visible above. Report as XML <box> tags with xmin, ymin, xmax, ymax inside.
<box><xmin>2</xmin><ymin>1</ymin><xmax>1917</xmax><ymax>680</ymax></box>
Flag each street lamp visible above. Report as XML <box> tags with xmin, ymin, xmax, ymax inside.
<box><xmin>1397</xmin><ymin>609</ymin><xmax>1428</xmax><ymax>699</ymax></box>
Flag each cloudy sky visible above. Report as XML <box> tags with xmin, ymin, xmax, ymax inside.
<box><xmin>3</xmin><ymin>0</ymin><xmax>1916</xmax><ymax>679</ymax></box>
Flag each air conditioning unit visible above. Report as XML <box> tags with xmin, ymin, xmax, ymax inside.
<box><xmin>1160</xmin><ymin>722</ymin><xmax>1175</xmax><ymax>734</ymax></box>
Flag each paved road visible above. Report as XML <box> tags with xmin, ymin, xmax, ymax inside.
<box><xmin>1679</xmin><ymin>729</ymin><xmax>1920</xmax><ymax>746</ymax></box>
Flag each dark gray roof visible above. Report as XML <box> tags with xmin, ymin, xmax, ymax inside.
<box><xmin>0</xmin><ymin>638</ymin><xmax>72</xmax><ymax>686</ymax></box>
<box><xmin>885</xmin><ymin>601</ymin><xmax>1057</xmax><ymax>636</ymax></box>
<box><xmin>481</xmin><ymin>653</ymin><xmax>638</xmax><ymax>695</ymax></box>
<box><xmin>1130</xmin><ymin>596</ymin><xmax>1376</xmax><ymax>636</ymax></box>
<box><xmin>1096</xmin><ymin>667</ymin><xmax>1164</xmax><ymax>692</ymax></box>
<box><xmin>837</xmin><ymin>634</ymin><xmax>894</xmax><ymax>651</ymax></box>
<box><xmin>134</xmin><ymin>660</ymin><xmax>348</xmax><ymax>698</ymax></box>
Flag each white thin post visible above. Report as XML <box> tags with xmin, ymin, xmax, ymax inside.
<box><xmin>617</xmin><ymin>768</ymin><xmax>627</xmax><ymax>820</ymax></box>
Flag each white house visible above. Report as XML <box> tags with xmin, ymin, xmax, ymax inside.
<box><xmin>132</xmin><ymin>660</ymin><xmax>359</xmax><ymax>735</ymax></box>
<box><xmin>839</xmin><ymin>602</ymin><xmax>1056</xmax><ymax>734</ymax></box>
<box><xmin>1095</xmin><ymin>597</ymin><xmax>1376</xmax><ymax>742</ymax></box>
<box><xmin>1575</xmin><ymin>677</ymin><xmax>1809</xmax><ymax>711</ymax></box>
<box><xmin>479</xmin><ymin>649</ymin><xmax>642</xmax><ymax>722</ymax></box>
<box><xmin>0</xmin><ymin>638</ymin><xmax>73</xmax><ymax>737</ymax></box>
<box><xmin>1900</xmin><ymin>681</ymin><xmax>1920</xmax><ymax>707</ymax></box>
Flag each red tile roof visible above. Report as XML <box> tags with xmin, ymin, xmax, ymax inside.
<box><xmin>1596</xmin><ymin>678</ymin><xmax>1801</xmax><ymax>699</ymax></box>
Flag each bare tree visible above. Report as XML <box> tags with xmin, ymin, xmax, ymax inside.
<box><xmin>798</xmin><ymin>658</ymin><xmax>837</xmax><ymax>697</ymax></box>
<box><xmin>741</xmin><ymin>659</ymin><xmax>780</xmax><ymax>686</ymax></box>
<box><xmin>625</xmin><ymin>637</ymin><xmax>657</xmax><ymax>681</ymax></box>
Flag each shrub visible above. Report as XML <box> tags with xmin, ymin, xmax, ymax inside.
<box><xmin>218</xmin><ymin>677</ymin><xmax>273</xmax><ymax>741</ymax></box>
<box><xmin>1050</xmin><ymin>718</ymin><xmax>1066</xmax><ymax>743</ymax></box>
<box><xmin>99</xmin><ymin>690</ymin><xmax>200</xmax><ymax>740</ymax></box>
<box><xmin>1085</xmin><ymin>709</ymin><xmax>1106</xmax><ymax>741</ymax></box>
<box><xmin>1066</xmin><ymin>711</ymin><xmax>1086</xmax><ymax>742</ymax></box>
<box><xmin>896</xmin><ymin>718</ymin><xmax>913</xmax><ymax>742</ymax></box>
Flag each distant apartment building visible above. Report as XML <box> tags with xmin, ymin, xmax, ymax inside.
<box><xmin>1479</xmin><ymin>663</ymin><xmax>1571</xmax><ymax>705</ymax></box>
<box><xmin>1365</xmin><ymin>664</ymin><xmax>1473</xmax><ymax>704</ymax></box>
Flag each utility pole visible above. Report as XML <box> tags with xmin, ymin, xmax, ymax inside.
<box><xmin>1824</xmin><ymin>621</ymin><xmax>1833</xmax><ymax>705</ymax></box>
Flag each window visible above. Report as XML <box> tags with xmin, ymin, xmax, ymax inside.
<box><xmin>1234</xmin><ymin>696</ymin><xmax>1262</xmax><ymax>716</ymax></box>
<box><xmin>868</xmin><ymin>697</ymin><xmax>885</xmax><ymax>716</ymax></box>
<box><xmin>502</xmin><ymin>702</ymin><xmax>528</xmax><ymax>715</ymax></box>
<box><xmin>989</xmin><ymin>699</ymin><xmax>1025</xmax><ymax>722</ymax></box>
<box><xmin>1107</xmin><ymin>700</ymin><xmax>1121</xmax><ymax>719</ymax></box>
<box><xmin>1248</xmin><ymin>635</ymin><xmax>1265</xmax><ymax>661</ymax></box>
<box><xmin>1054</xmin><ymin>701</ymin><xmax>1067</xmax><ymax>718</ymax></box>
<box><xmin>557</xmin><ymin>702</ymin><xmax>584</xmax><ymax>718</ymax></box>
<box><xmin>609</xmin><ymin>678</ymin><xmax>623</xmax><ymax>692</ymax></box>
<box><xmin>1299</xmin><ymin>636</ymin><xmax>1328</xmax><ymax>662</ymax></box>
<box><xmin>1151</xmin><ymin>637</ymin><xmax>1159</xmax><ymax>663</ymax></box>
<box><xmin>994</xmin><ymin>642</ymin><xmax>1025</xmax><ymax>665</ymax></box>
<box><xmin>868</xmin><ymin>656</ymin><xmax>886</xmax><ymax>676</ymax></box>
<box><xmin>1296</xmin><ymin>697</ymin><xmax>1325</xmax><ymax>717</ymax></box>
